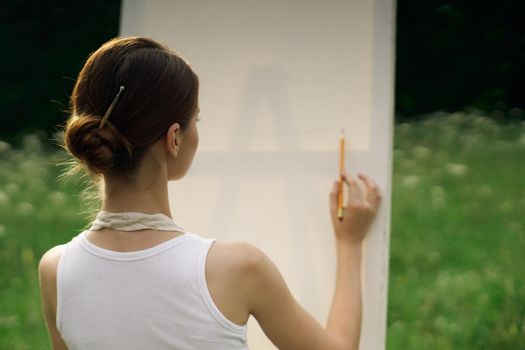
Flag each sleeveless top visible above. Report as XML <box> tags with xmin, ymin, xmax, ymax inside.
<box><xmin>56</xmin><ymin>211</ymin><xmax>248</xmax><ymax>350</ymax></box>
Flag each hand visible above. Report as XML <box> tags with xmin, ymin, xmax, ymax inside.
<box><xmin>329</xmin><ymin>171</ymin><xmax>382</xmax><ymax>246</ymax></box>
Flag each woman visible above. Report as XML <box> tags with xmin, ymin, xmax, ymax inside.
<box><xmin>38</xmin><ymin>36</ymin><xmax>381</xmax><ymax>350</ymax></box>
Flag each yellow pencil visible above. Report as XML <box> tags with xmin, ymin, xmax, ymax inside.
<box><xmin>338</xmin><ymin>128</ymin><xmax>345</xmax><ymax>221</ymax></box>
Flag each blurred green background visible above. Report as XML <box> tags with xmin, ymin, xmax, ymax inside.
<box><xmin>0</xmin><ymin>1</ymin><xmax>523</xmax><ymax>349</ymax></box>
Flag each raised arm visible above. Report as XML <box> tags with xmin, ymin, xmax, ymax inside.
<box><xmin>326</xmin><ymin>171</ymin><xmax>382</xmax><ymax>347</ymax></box>
<box><xmin>242</xmin><ymin>171</ymin><xmax>381</xmax><ymax>350</ymax></box>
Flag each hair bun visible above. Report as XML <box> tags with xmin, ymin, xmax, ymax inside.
<box><xmin>64</xmin><ymin>114</ymin><xmax>133</xmax><ymax>175</ymax></box>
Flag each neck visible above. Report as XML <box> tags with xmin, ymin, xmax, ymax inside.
<box><xmin>101</xmin><ymin>172</ymin><xmax>172</xmax><ymax>219</ymax></box>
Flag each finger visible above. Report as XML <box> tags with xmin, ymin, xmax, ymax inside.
<box><xmin>340</xmin><ymin>169</ymin><xmax>350</xmax><ymax>185</ymax></box>
<box><xmin>357</xmin><ymin>173</ymin><xmax>381</xmax><ymax>209</ymax></box>
<box><xmin>329</xmin><ymin>180</ymin><xmax>338</xmax><ymax>212</ymax></box>
<box><xmin>329</xmin><ymin>180</ymin><xmax>341</xmax><ymax>222</ymax></box>
<box><xmin>345</xmin><ymin>173</ymin><xmax>365</xmax><ymax>205</ymax></box>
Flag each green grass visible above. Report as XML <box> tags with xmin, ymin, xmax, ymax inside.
<box><xmin>0</xmin><ymin>112</ymin><xmax>523</xmax><ymax>349</ymax></box>
<box><xmin>0</xmin><ymin>133</ymin><xmax>91</xmax><ymax>350</ymax></box>
<box><xmin>387</xmin><ymin>112</ymin><xmax>525</xmax><ymax>349</ymax></box>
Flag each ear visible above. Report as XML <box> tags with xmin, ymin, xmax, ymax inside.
<box><xmin>165</xmin><ymin>122</ymin><xmax>182</xmax><ymax>157</ymax></box>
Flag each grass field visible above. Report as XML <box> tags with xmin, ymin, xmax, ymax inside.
<box><xmin>0</xmin><ymin>112</ymin><xmax>523</xmax><ymax>349</ymax></box>
<box><xmin>388</xmin><ymin>112</ymin><xmax>524</xmax><ymax>349</ymax></box>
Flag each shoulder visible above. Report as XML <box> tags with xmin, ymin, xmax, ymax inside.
<box><xmin>38</xmin><ymin>244</ymin><xmax>69</xmax><ymax>349</ymax></box>
<box><xmin>39</xmin><ymin>244</ymin><xmax>65</xmax><ymax>277</ymax></box>
<box><xmin>207</xmin><ymin>240</ymin><xmax>279</xmax><ymax>308</ymax></box>
<box><xmin>206</xmin><ymin>240</ymin><xmax>268</xmax><ymax>295</ymax></box>
<box><xmin>38</xmin><ymin>244</ymin><xmax>66</xmax><ymax>320</ymax></box>
<box><xmin>39</xmin><ymin>244</ymin><xmax>66</xmax><ymax>302</ymax></box>
<box><xmin>201</xmin><ymin>240</ymin><xmax>268</xmax><ymax>324</ymax></box>
<box><xmin>207</xmin><ymin>240</ymin><xmax>266</xmax><ymax>275</ymax></box>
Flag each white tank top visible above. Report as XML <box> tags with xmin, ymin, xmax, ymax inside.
<box><xmin>56</xmin><ymin>211</ymin><xmax>248</xmax><ymax>349</ymax></box>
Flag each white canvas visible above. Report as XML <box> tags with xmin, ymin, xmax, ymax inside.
<box><xmin>120</xmin><ymin>1</ymin><xmax>395</xmax><ymax>348</ymax></box>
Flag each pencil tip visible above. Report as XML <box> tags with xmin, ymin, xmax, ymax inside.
<box><xmin>341</xmin><ymin>127</ymin><xmax>345</xmax><ymax>135</ymax></box>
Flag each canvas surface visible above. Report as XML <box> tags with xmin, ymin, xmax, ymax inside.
<box><xmin>120</xmin><ymin>1</ymin><xmax>395</xmax><ymax>348</ymax></box>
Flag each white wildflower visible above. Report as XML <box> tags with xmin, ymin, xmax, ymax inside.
<box><xmin>401</xmin><ymin>175</ymin><xmax>420</xmax><ymax>188</ymax></box>
<box><xmin>20</xmin><ymin>159</ymin><xmax>40</xmax><ymax>174</ymax></box>
<box><xmin>0</xmin><ymin>141</ymin><xmax>12</xmax><ymax>153</ymax></box>
<box><xmin>442</xmin><ymin>126</ymin><xmax>459</xmax><ymax>142</ymax></box>
<box><xmin>401</xmin><ymin>159</ymin><xmax>417</xmax><ymax>170</ymax></box>
<box><xmin>479</xmin><ymin>185</ymin><xmax>494</xmax><ymax>197</ymax></box>
<box><xmin>0</xmin><ymin>191</ymin><xmax>9</xmax><ymax>205</ymax></box>
<box><xmin>16</xmin><ymin>202</ymin><xmax>34</xmax><ymax>216</ymax></box>
<box><xmin>445</xmin><ymin>163</ymin><xmax>468</xmax><ymax>177</ymax></box>
<box><xmin>448</xmin><ymin>112</ymin><xmax>467</xmax><ymax>125</ymax></box>
<box><xmin>0</xmin><ymin>315</ymin><xmax>18</xmax><ymax>328</ymax></box>
<box><xmin>398</xmin><ymin>123</ymin><xmax>412</xmax><ymax>134</ymax></box>
<box><xmin>461</xmin><ymin>134</ymin><xmax>484</xmax><ymax>149</ymax></box>
<box><xmin>518</xmin><ymin>134</ymin><xmax>525</xmax><ymax>147</ymax></box>
<box><xmin>49</xmin><ymin>191</ymin><xmax>67</xmax><ymax>206</ymax></box>
<box><xmin>422</xmin><ymin>114</ymin><xmax>444</xmax><ymax>128</ymax></box>
<box><xmin>413</xmin><ymin>146</ymin><xmax>431</xmax><ymax>160</ymax></box>
<box><xmin>472</xmin><ymin>116</ymin><xmax>496</xmax><ymax>128</ymax></box>
<box><xmin>499</xmin><ymin>201</ymin><xmax>513</xmax><ymax>213</ymax></box>
<box><xmin>22</xmin><ymin>134</ymin><xmax>42</xmax><ymax>151</ymax></box>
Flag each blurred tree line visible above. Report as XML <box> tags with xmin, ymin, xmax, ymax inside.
<box><xmin>396</xmin><ymin>0</ymin><xmax>524</xmax><ymax>121</ymax></box>
<box><xmin>0</xmin><ymin>0</ymin><xmax>121</xmax><ymax>146</ymax></box>
<box><xmin>0</xmin><ymin>0</ymin><xmax>523</xmax><ymax>146</ymax></box>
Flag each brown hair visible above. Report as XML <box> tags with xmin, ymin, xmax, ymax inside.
<box><xmin>58</xmin><ymin>36</ymin><xmax>199</xmax><ymax>180</ymax></box>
